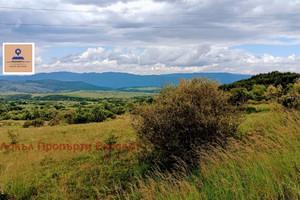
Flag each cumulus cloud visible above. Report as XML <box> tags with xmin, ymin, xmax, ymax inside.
<box><xmin>1</xmin><ymin>0</ymin><xmax>300</xmax><ymax>74</ymax></box>
<box><xmin>36</xmin><ymin>45</ymin><xmax>300</xmax><ymax>74</ymax></box>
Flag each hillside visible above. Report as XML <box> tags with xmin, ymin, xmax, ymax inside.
<box><xmin>0</xmin><ymin>72</ymin><xmax>251</xmax><ymax>89</ymax></box>
<box><xmin>0</xmin><ymin>80</ymin><xmax>111</xmax><ymax>93</ymax></box>
<box><xmin>0</xmin><ymin>105</ymin><xmax>299</xmax><ymax>199</ymax></box>
<box><xmin>221</xmin><ymin>71</ymin><xmax>300</xmax><ymax>91</ymax></box>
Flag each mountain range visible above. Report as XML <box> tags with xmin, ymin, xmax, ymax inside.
<box><xmin>0</xmin><ymin>72</ymin><xmax>251</xmax><ymax>93</ymax></box>
<box><xmin>0</xmin><ymin>79</ymin><xmax>110</xmax><ymax>93</ymax></box>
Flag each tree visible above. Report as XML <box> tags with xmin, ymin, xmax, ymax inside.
<box><xmin>229</xmin><ymin>87</ymin><xmax>252</xmax><ymax>104</ymax></box>
<box><xmin>265</xmin><ymin>84</ymin><xmax>283</xmax><ymax>100</ymax></box>
<box><xmin>251</xmin><ymin>84</ymin><xmax>266</xmax><ymax>101</ymax></box>
<box><xmin>279</xmin><ymin>80</ymin><xmax>300</xmax><ymax>109</ymax></box>
<box><xmin>91</xmin><ymin>105</ymin><xmax>112</xmax><ymax>122</ymax></box>
<box><xmin>294</xmin><ymin>79</ymin><xmax>300</xmax><ymax>94</ymax></box>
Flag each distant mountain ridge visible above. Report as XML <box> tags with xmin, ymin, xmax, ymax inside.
<box><xmin>0</xmin><ymin>79</ymin><xmax>111</xmax><ymax>93</ymax></box>
<box><xmin>0</xmin><ymin>72</ymin><xmax>251</xmax><ymax>89</ymax></box>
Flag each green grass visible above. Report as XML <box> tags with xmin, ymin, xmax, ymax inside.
<box><xmin>0</xmin><ymin>104</ymin><xmax>300</xmax><ymax>199</ymax></box>
<box><xmin>130</xmin><ymin>105</ymin><xmax>300</xmax><ymax>200</ymax></box>
<box><xmin>118</xmin><ymin>87</ymin><xmax>161</xmax><ymax>93</ymax></box>
<box><xmin>0</xmin><ymin>115</ymin><xmax>145</xmax><ymax>199</ymax></box>
<box><xmin>121</xmin><ymin>87</ymin><xmax>159</xmax><ymax>91</ymax></box>
<box><xmin>0</xmin><ymin>92</ymin><xmax>26</xmax><ymax>96</ymax></box>
<box><xmin>32</xmin><ymin>90</ymin><xmax>153</xmax><ymax>99</ymax></box>
<box><xmin>0</xmin><ymin>90</ymin><xmax>153</xmax><ymax>99</ymax></box>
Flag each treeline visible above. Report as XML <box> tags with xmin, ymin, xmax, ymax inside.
<box><xmin>221</xmin><ymin>71</ymin><xmax>300</xmax><ymax>108</ymax></box>
<box><xmin>221</xmin><ymin>71</ymin><xmax>300</xmax><ymax>91</ymax></box>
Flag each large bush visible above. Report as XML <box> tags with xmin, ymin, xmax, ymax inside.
<box><xmin>133</xmin><ymin>78</ymin><xmax>241</xmax><ymax>168</ymax></box>
<box><xmin>229</xmin><ymin>87</ymin><xmax>253</xmax><ymax>105</ymax></box>
<box><xmin>279</xmin><ymin>79</ymin><xmax>300</xmax><ymax>109</ymax></box>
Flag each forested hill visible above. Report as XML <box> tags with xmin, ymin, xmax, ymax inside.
<box><xmin>0</xmin><ymin>72</ymin><xmax>251</xmax><ymax>89</ymax></box>
<box><xmin>220</xmin><ymin>71</ymin><xmax>300</xmax><ymax>91</ymax></box>
<box><xmin>0</xmin><ymin>80</ymin><xmax>111</xmax><ymax>93</ymax></box>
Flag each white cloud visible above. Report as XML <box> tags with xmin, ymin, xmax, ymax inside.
<box><xmin>36</xmin><ymin>45</ymin><xmax>300</xmax><ymax>74</ymax></box>
<box><xmin>1</xmin><ymin>0</ymin><xmax>300</xmax><ymax>74</ymax></box>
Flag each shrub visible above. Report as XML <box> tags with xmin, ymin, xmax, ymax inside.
<box><xmin>23</xmin><ymin>121</ymin><xmax>31</xmax><ymax>128</ymax></box>
<box><xmin>48</xmin><ymin>117</ymin><xmax>60</xmax><ymax>126</ymax></box>
<box><xmin>31</xmin><ymin>119</ymin><xmax>44</xmax><ymax>127</ymax></box>
<box><xmin>265</xmin><ymin>85</ymin><xmax>283</xmax><ymax>100</ymax></box>
<box><xmin>294</xmin><ymin>79</ymin><xmax>300</xmax><ymax>93</ymax></box>
<box><xmin>7</xmin><ymin>130</ymin><xmax>19</xmax><ymax>144</ymax></box>
<box><xmin>124</xmin><ymin>101</ymin><xmax>135</xmax><ymax>111</ymax></box>
<box><xmin>229</xmin><ymin>87</ymin><xmax>252</xmax><ymax>105</ymax></box>
<box><xmin>279</xmin><ymin>80</ymin><xmax>300</xmax><ymax>109</ymax></box>
<box><xmin>133</xmin><ymin>78</ymin><xmax>242</xmax><ymax>168</ymax></box>
<box><xmin>251</xmin><ymin>84</ymin><xmax>266</xmax><ymax>101</ymax></box>
<box><xmin>74</xmin><ymin>107</ymin><xmax>92</xmax><ymax>124</ymax></box>
<box><xmin>63</xmin><ymin>111</ymin><xmax>76</xmax><ymax>124</ymax></box>
<box><xmin>40</xmin><ymin>108</ymin><xmax>58</xmax><ymax>121</ymax></box>
<box><xmin>23</xmin><ymin>119</ymin><xmax>44</xmax><ymax>128</ymax></box>
<box><xmin>279</xmin><ymin>93</ymin><xmax>300</xmax><ymax>109</ymax></box>
<box><xmin>91</xmin><ymin>105</ymin><xmax>111</xmax><ymax>122</ymax></box>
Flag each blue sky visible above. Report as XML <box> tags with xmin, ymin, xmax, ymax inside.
<box><xmin>230</xmin><ymin>37</ymin><xmax>300</xmax><ymax>57</ymax></box>
<box><xmin>1</xmin><ymin>0</ymin><xmax>300</xmax><ymax>75</ymax></box>
<box><xmin>230</xmin><ymin>44</ymin><xmax>300</xmax><ymax>57</ymax></box>
<box><xmin>42</xmin><ymin>46</ymin><xmax>95</xmax><ymax>62</ymax></box>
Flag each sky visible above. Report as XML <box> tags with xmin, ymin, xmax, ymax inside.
<box><xmin>1</xmin><ymin>0</ymin><xmax>300</xmax><ymax>75</ymax></box>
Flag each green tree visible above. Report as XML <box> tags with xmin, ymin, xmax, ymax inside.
<box><xmin>229</xmin><ymin>87</ymin><xmax>251</xmax><ymax>104</ymax></box>
<box><xmin>265</xmin><ymin>84</ymin><xmax>283</xmax><ymax>100</ymax></box>
<box><xmin>91</xmin><ymin>105</ymin><xmax>111</xmax><ymax>122</ymax></box>
<box><xmin>294</xmin><ymin>79</ymin><xmax>300</xmax><ymax>94</ymax></box>
<box><xmin>279</xmin><ymin>80</ymin><xmax>300</xmax><ymax>109</ymax></box>
<box><xmin>251</xmin><ymin>84</ymin><xmax>266</xmax><ymax>101</ymax></box>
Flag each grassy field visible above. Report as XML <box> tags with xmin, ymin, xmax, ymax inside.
<box><xmin>0</xmin><ymin>92</ymin><xmax>25</xmax><ymax>96</ymax></box>
<box><xmin>0</xmin><ymin>104</ymin><xmax>299</xmax><ymax>199</ymax></box>
<box><xmin>32</xmin><ymin>91</ymin><xmax>153</xmax><ymax>99</ymax></box>
<box><xmin>0</xmin><ymin>115</ymin><xmax>141</xmax><ymax>199</ymax></box>
<box><xmin>117</xmin><ymin>87</ymin><xmax>161</xmax><ymax>93</ymax></box>
<box><xmin>0</xmin><ymin>90</ymin><xmax>153</xmax><ymax>99</ymax></box>
<box><xmin>131</xmin><ymin>104</ymin><xmax>300</xmax><ymax>200</ymax></box>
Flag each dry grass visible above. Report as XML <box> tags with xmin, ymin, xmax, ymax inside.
<box><xmin>0</xmin><ymin>114</ymin><xmax>138</xmax><ymax>199</ymax></box>
<box><xmin>0</xmin><ymin>104</ymin><xmax>300</xmax><ymax>199</ymax></box>
<box><xmin>128</xmin><ymin>105</ymin><xmax>300</xmax><ymax>200</ymax></box>
<box><xmin>31</xmin><ymin>90</ymin><xmax>152</xmax><ymax>98</ymax></box>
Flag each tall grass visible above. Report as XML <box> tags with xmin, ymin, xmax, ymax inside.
<box><xmin>128</xmin><ymin>105</ymin><xmax>300</xmax><ymax>200</ymax></box>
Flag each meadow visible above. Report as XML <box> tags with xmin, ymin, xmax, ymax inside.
<box><xmin>0</xmin><ymin>114</ymin><xmax>139</xmax><ymax>199</ymax></box>
<box><xmin>0</xmin><ymin>90</ymin><xmax>153</xmax><ymax>99</ymax></box>
<box><xmin>0</xmin><ymin>102</ymin><xmax>299</xmax><ymax>199</ymax></box>
<box><xmin>31</xmin><ymin>91</ymin><xmax>153</xmax><ymax>99</ymax></box>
